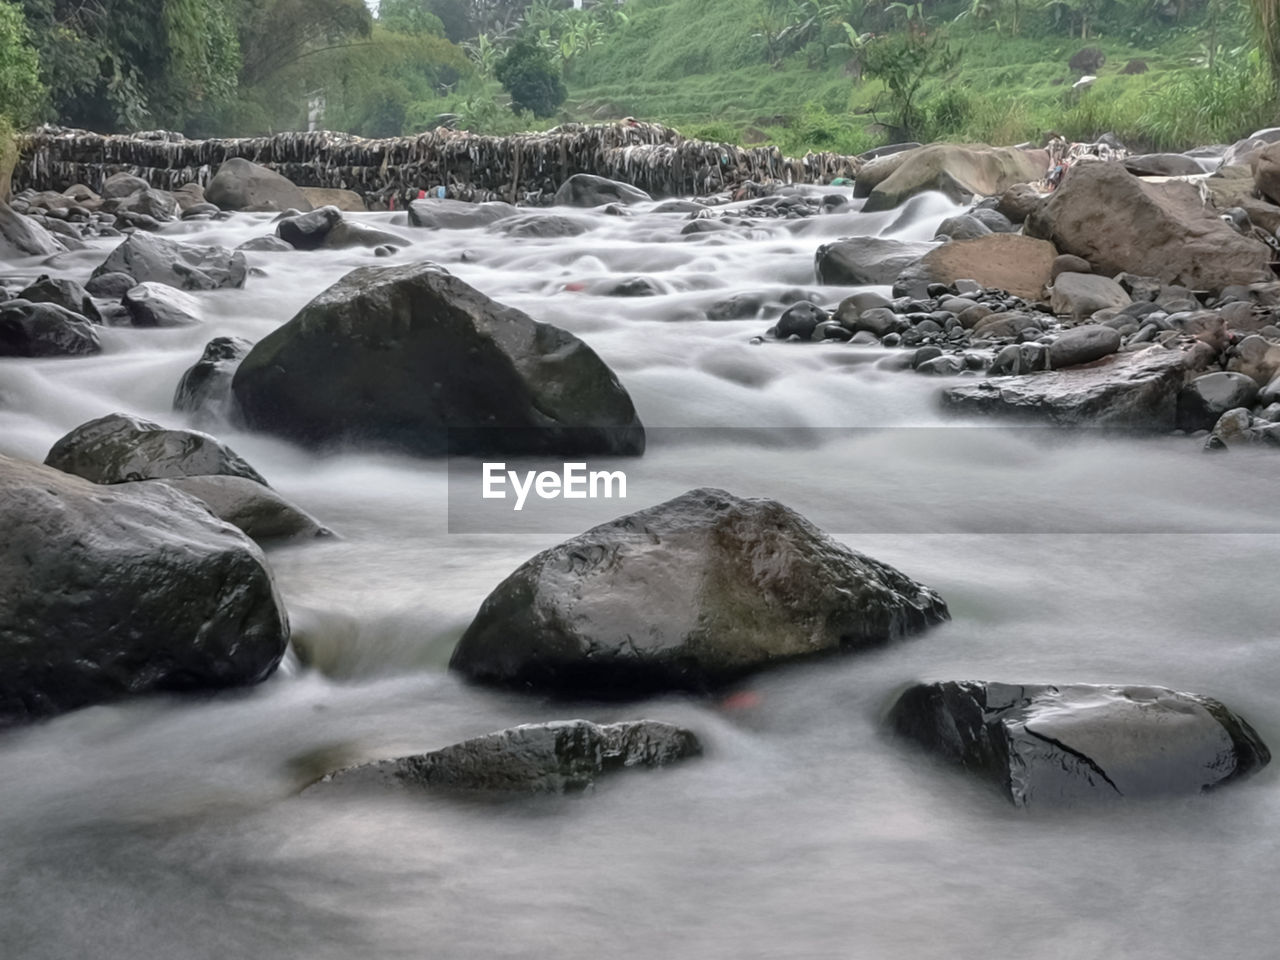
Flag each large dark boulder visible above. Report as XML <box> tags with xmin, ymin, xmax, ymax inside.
<box><xmin>310</xmin><ymin>720</ymin><xmax>700</xmax><ymax>795</ymax></box>
<box><xmin>45</xmin><ymin>413</ymin><xmax>268</xmax><ymax>486</ymax></box>
<box><xmin>205</xmin><ymin>157</ymin><xmax>312</xmax><ymax>213</ymax></box>
<box><xmin>275</xmin><ymin>205</ymin><xmax>342</xmax><ymax>250</ymax></box>
<box><xmin>91</xmin><ymin>232</ymin><xmax>247</xmax><ymax>291</ymax></box>
<box><xmin>0</xmin><ymin>455</ymin><xmax>289</xmax><ymax>726</ymax></box>
<box><xmin>889</xmin><ymin>680</ymin><xmax>1270</xmax><ymax>807</ymax></box>
<box><xmin>942</xmin><ymin>345</ymin><xmax>1197</xmax><ymax>429</ymax></box>
<box><xmin>173</xmin><ymin>336</ymin><xmax>252</xmax><ymax>425</ymax></box>
<box><xmin>815</xmin><ymin>236</ymin><xmax>936</xmax><ymax>286</ymax></box>
<box><xmin>408</xmin><ymin>198</ymin><xmax>517</xmax><ymax>229</ymax></box>
<box><xmin>450</xmin><ymin>488</ymin><xmax>949</xmax><ymax>696</ymax></box>
<box><xmin>232</xmin><ymin>261</ymin><xmax>644</xmax><ymax>457</ymax></box>
<box><xmin>1176</xmin><ymin>372</ymin><xmax>1261</xmax><ymax>431</ymax></box>
<box><xmin>0</xmin><ymin>300</ymin><xmax>100</xmax><ymax>357</ymax></box>
<box><xmin>554</xmin><ymin>174</ymin><xmax>651</xmax><ymax>208</ymax></box>
<box><xmin>0</xmin><ymin>201</ymin><xmax>63</xmax><ymax>258</ymax></box>
<box><xmin>17</xmin><ymin>275</ymin><xmax>99</xmax><ymax>322</ymax></box>
<box><xmin>1026</xmin><ymin>162</ymin><xmax>1272</xmax><ymax>292</ymax></box>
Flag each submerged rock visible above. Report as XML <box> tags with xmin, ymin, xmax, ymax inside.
<box><xmin>0</xmin><ymin>299</ymin><xmax>100</xmax><ymax>357</ymax></box>
<box><xmin>942</xmin><ymin>345</ymin><xmax>1195</xmax><ymax>429</ymax></box>
<box><xmin>407</xmin><ymin>198</ymin><xmax>517</xmax><ymax>229</ymax></box>
<box><xmin>312</xmin><ymin>720</ymin><xmax>700</xmax><ymax>795</ymax></box>
<box><xmin>91</xmin><ymin>232</ymin><xmax>247</xmax><ymax>291</ymax></box>
<box><xmin>45</xmin><ymin>413</ymin><xmax>268</xmax><ymax>486</ymax></box>
<box><xmin>889</xmin><ymin>681</ymin><xmax>1270</xmax><ymax>807</ymax></box>
<box><xmin>232</xmin><ymin>261</ymin><xmax>644</xmax><ymax>457</ymax></box>
<box><xmin>0</xmin><ymin>455</ymin><xmax>289</xmax><ymax>727</ymax></box>
<box><xmin>450</xmin><ymin>488</ymin><xmax>949</xmax><ymax>696</ymax></box>
<box><xmin>122</xmin><ymin>282</ymin><xmax>202</xmax><ymax>327</ymax></box>
<box><xmin>173</xmin><ymin>336</ymin><xmax>252</xmax><ymax>425</ymax></box>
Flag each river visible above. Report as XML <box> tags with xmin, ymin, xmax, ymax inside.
<box><xmin>2</xmin><ymin>189</ymin><xmax>1278</xmax><ymax>959</ymax></box>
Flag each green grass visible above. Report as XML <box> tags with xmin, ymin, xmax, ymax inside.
<box><xmin>543</xmin><ymin>0</ymin><xmax>1278</xmax><ymax>155</ymax></box>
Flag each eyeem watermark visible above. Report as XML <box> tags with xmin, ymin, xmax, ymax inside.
<box><xmin>482</xmin><ymin>462</ymin><xmax>627</xmax><ymax>511</ymax></box>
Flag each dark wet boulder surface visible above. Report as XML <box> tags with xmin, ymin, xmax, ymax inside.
<box><xmin>310</xmin><ymin>720</ymin><xmax>700</xmax><ymax>795</ymax></box>
<box><xmin>129</xmin><ymin>475</ymin><xmax>328</xmax><ymax>543</ymax></box>
<box><xmin>91</xmin><ymin>232</ymin><xmax>247</xmax><ymax>291</ymax></box>
<box><xmin>232</xmin><ymin>261</ymin><xmax>644</xmax><ymax>457</ymax></box>
<box><xmin>45</xmin><ymin>412</ymin><xmax>268</xmax><ymax>486</ymax></box>
<box><xmin>173</xmin><ymin>336</ymin><xmax>253</xmax><ymax>426</ymax></box>
<box><xmin>0</xmin><ymin>455</ymin><xmax>289</xmax><ymax>727</ymax></box>
<box><xmin>554</xmin><ymin>174</ymin><xmax>651</xmax><ymax>208</ymax></box>
<box><xmin>450</xmin><ymin>487</ymin><xmax>949</xmax><ymax>697</ymax></box>
<box><xmin>889</xmin><ymin>681</ymin><xmax>1270</xmax><ymax>807</ymax></box>
<box><xmin>0</xmin><ymin>299</ymin><xmax>101</xmax><ymax>357</ymax></box>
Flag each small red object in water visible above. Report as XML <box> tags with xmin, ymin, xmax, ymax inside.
<box><xmin>417</xmin><ymin>189</ymin><xmax>427</xmax><ymax>200</ymax></box>
<box><xmin>563</xmin><ymin>281</ymin><xmax>587</xmax><ymax>292</ymax></box>
<box><xmin>721</xmin><ymin>690</ymin><xmax>762</xmax><ymax>710</ymax></box>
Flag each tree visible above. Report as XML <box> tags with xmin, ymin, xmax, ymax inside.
<box><xmin>1249</xmin><ymin>0</ymin><xmax>1280</xmax><ymax>93</ymax></box>
<box><xmin>494</xmin><ymin>36</ymin><xmax>565</xmax><ymax>117</ymax></box>
<box><xmin>0</xmin><ymin>1</ymin><xmax>45</xmax><ymax>127</ymax></box>
<box><xmin>379</xmin><ymin>0</ymin><xmax>447</xmax><ymax>36</ymax></box>
<box><xmin>863</xmin><ymin>27</ymin><xmax>959</xmax><ymax>140</ymax></box>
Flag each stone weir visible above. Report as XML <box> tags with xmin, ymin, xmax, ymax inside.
<box><xmin>13</xmin><ymin>121</ymin><xmax>859</xmax><ymax>208</ymax></box>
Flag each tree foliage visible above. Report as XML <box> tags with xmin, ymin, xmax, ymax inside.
<box><xmin>494</xmin><ymin>35</ymin><xmax>565</xmax><ymax>117</ymax></box>
<box><xmin>0</xmin><ymin>1</ymin><xmax>44</xmax><ymax>127</ymax></box>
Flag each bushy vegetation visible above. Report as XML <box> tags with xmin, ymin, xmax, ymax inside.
<box><xmin>0</xmin><ymin>0</ymin><xmax>1277</xmax><ymax>155</ymax></box>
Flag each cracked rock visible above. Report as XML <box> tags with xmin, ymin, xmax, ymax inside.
<box><xmin>889</xmin><ymin>680</ymin><xmax>1270</xmax><ymax>807</ymax></box>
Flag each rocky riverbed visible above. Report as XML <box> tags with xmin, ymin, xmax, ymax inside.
<box><xmin>2</xmin><ymin>135</ymin><xmax>1280</xmax><ymax>960</ymax></box>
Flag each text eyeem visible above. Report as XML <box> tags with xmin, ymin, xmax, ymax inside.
<box><xmin>482</xmin><ymin>462</ymin><xmax>627</xmax><ymax>511</ymax></box>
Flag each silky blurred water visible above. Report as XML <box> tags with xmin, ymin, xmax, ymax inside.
<box><xmin>1</xmin><ymin>190</ymin><xmax>1278</xmax><ymax>960</ymax></box>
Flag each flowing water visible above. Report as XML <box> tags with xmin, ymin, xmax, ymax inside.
<box><xmin>2</xmin><ymin>191</ymin><xmax>1279</xmax><ymax>960</ymax></box>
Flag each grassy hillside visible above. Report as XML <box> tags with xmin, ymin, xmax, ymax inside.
<box><xmin>557</xmin><ymin>0</ymin><xmax>1275</xmax><ymax>154</ymax></box>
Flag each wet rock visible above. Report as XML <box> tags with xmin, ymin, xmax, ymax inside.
<box><xmin>172</xmin><ymin>182</ymin><xmax>207</xmax><ymax>212</ymax></box>
<box><xmin>17</xmin><ymin>275</ymin><xmax>99</xmax><ymax>322</ymax></box>
<box><xmin>0</xmin><ymin>201</ymin><xmax>63</xmax><ymax>258</ymax></box>
<box><xmin>837</xmin><ymin>302</ymin><xmax>905</xmax><ymax>338</ymax></box>
<box><xmin>555</xmin><ymin>174</ymin><xmax>651</xmax><ymax>208</ymax></box>
<box><xmin>122</xmin><ymin>282</ymin><xmax>201</xmax><ymax>327</ymax></box>
<box><xmin>815</xmin><ymin>236</ymin><xmax>935</xmax><ymax>286</ymax></box>
<box><xmin>862</xmin><ymin>144</ymin><xmax>1046</xmax><ymax>212</ymax></box>
<box><xmin>205</xmin><ymin>157</ymin><xmax>312</xmax><ymax>212</ymax></box>
<box><xmin>934</xmin><ymin>214</ymin><xmax>992</xmax><ymax>241</ymax></box>
<box><xmin>173</xmin><ymin>335</ymin><xmax>252</xmax><ymax>425</ymax></box>
<box><xmin>0</xmin><ymin>299</ymin><xmax>101</xmax><ymax>357</ymax></box>
<box><xmin>775</xmin><ymin>301</ymin><xmax>828</xmax><ymax>339</ymax></box>
<box><xmin>942</xmin><ymin>345</ymin><xmax>1193</xmax><ymax>429</ymax></box>
<box><xmin>408</xmin><ymin>198</ymin><xmax>517</xmax><ymax>229</ymax></box>
<box><xmin>85</xmin><ymin>271</ymin><xmax>136</xmax><ymax>299</ymax></box>
<box><xmin>1048</xmin><ymin>324</ymin><xmax>1121</xmax><ymax>369</ymax></box>
<box><xmin>312</xmin><ymin>720</ymin><xmax>700</xmax><ymax>795</ymax></box>
<box><xmin>916</xmin><ymin>355</ymin><xmax>967</xmax><ymax>375</ymax></box>
<box><xmin>989</xmin><ymin>341</ymin><xmax>1049</xmax><ymax>375</ymax></box>
<box><xmin>91</xmin><ymin>232</ymin><xmax>247</xmax><ymax>291</ymax></box>
<box><xmin>490</xmin><ymin>214</ymin><xmax>590</xmax><ymax>238</ymax></box>
<box><xmin>968</xmin><ymin>208</ymin><xmax>1015</xmax><ymax>233</ymax></box>
<box><xmin>0</xmin><ymin>455</ymin><xmax>288</xmax><ymax>727</ymax></box>
<box><xmin>238</xmin><ymin>236</ymin><xmax>293</xmax><ymax>252</ymax></box>
<box><xmin>706</xmin><ymin>292</ymin><xmax>766</xmax><ymax>320</ymax></box>
<box><xmin>45</xmin><ymin>413</ymin><xmax>268</xmax><ymax>486</ymax></box>
<box><xmin>140</xmin><ymin>475</ymin><xmax>328</xmax><ymax>542</ymax></box>
<box><xmin>450</xmin><ymin>487</ymin><xmax>949</xmax><ymax>696</ymax></box>
<box><xmin>895</xmin><ymin>235</ymin><xmax>1055</xmax><ymax>301</ymax></box>
<box><xmin>111</xmin><ymin>186</ymin><xmax>177</xmax><ymax>222</ymax></box>
<box><xmin>276</xmin><ymin>206</ymin><xmax>343</xmax><ymax>250</ymax></box>
<box><xmin>1206</xmin><ymin>407</ymin><xmax>1256</xmax><ymax>449</ymax></box>
<box><xmin>232</xmin><ymin>261</ymin><xmax>644</xmax><ymax>457</ymax></box>
<box><xmin>890</xmin><ymin>680</ymin><xmax>1269</xmax><ymax>807</ymax></box>
<box><xmin>1026</xmin><ymin>162</ymin><xmax>1272</xmax><ymax>291</ymax></box>
<box><xmin>970</xmin><ymin>311</ymin><xmax>1045</xmax><ymax>340</ymax></box>
<box><xmin>1049</xmin><ymin>272</ymin><xmax>1131</xmax><ymax>320</ymax></box>
<box><xmin>324</xmin><ymin>220</ymin><xmax>407</xmax><ymax>250</ymax></box>
<box><xmin>1176</xmin><ymin>372</ymin><xmax>1261</xmax><ymax>432</ymax></box>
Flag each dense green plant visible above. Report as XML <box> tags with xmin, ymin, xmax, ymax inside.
<box><xmin>494</xmin><ymin>36</ymin><xmax>565</xmax><ymax>116</ymax></box>
<box><xmin>0</xmin><ymin>1</ymin><xmax>44</xmax><ymax>127</ymax></box>
<box><xmin>863</xmin><ymin>27</ymin><xmax>960</xmax><ymax>139</ymax></box>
